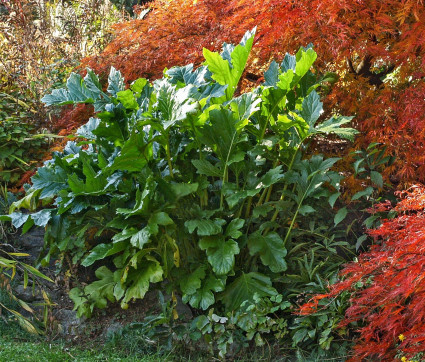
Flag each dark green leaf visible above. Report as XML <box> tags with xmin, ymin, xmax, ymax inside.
<box><xmin>225</xmin><ymin>218</ymin><xmax>244</xmax><ymax>239</ymax></box>
<box><xmin>199</xmin><ymin>236</ymin><xmax>240</xmax><ymax>275</ymax></box>
<box><xmin>180</xmin><ymin>266</ymin><xmax>206</xmax><ymax>295</ymax></box>
<box><xmin>334</xmin><ymin>207</ymin><xmax>347</xmax><ymax>226</ymax></box>
<box><xmin>192</xmin><ymin>159</ymin><xmax>222</xmax><ymax>177</ymax></box>
<box><xmin>300</xmin><ymin>90</ymin><xmax>322</xmax><ymax>126</ymax></box>
<box><xmin>185</xmin><ymin>218</ymin><xmax>225</xmax><ymax>236</ymax></box>
<box><xmin>248</xmin><ymin>232</ymin><xmax>287</xmax><ymax>273</ymax></box>
<box><xmin>370</xmin><ymin>171</ymin><xmax>383</xmax><ymax>188</ymax></box>
<box><xmin>220</xmin><ymin>272</ymin><xmax>277</xmax><ymax>311</ymax></box>
<box><xmin>82</xmin><ymin>241</ymin><xmax>128</xmax><ymax>267</ymax></box>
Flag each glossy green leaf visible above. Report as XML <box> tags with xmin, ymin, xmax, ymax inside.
<box><xmin>315</xmin><ymin>116</ymin><xmax>358</xmax><ymax>141</ymax></box>
<box><xmin>199</xmin><ymin>236</ymin><xmax>240</xmax><ymax>275</ymax></box>
<box><xmin>300</xmin><ymin>90</ymin><xmax>323</xmax><ymax>126</ymax></box>
<box><xmin>295</xmin><ymin>48</ymin><xmax>317</xmax><ymax>80</ymax></box>
<box><xmin>106</xmin><ymin>132</ymin><xmax>150</xmax><ymax>173</ymax></box>
<box><xmin>31</xmin><ymin>209</ymin><xmax>52</xmax><ymax>227</ymax></box>
<box><xmin>31</xmin><ymin>166</ymin><xmax>68</xmax><ymax>199</ymax></box>
<box><xmin>248</xmin><ymin>232</ymin><xmax>287</xmax><ymax>272</ymax></box>
<box><xmin>82</xmin><ymin>241</ymin><xmax>128</xmax><ymax>267</ymax></box>
<box><xmin>225</xmin><ymin>218</ymin><xmax>245</xmax><ymax>239</ymax></box>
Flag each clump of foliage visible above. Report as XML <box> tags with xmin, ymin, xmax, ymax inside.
<box><xmin>80</xmin><ymin>0</ymin><xmax>425</xmax><ymax>183</ymax></box>
<box><xmin>0</xmin><ymin>187</ymin><xmax>53</xmax><ymax>335</ymax></box>
<box><xmin>10</xmin><ymin>30</ymin><xmax>358</xmax><ymax>356</ymax></box>
<box><xmin>300</xmin><ymin>184</ymin><xmax>425</xmax><ymax>360</ymax></box>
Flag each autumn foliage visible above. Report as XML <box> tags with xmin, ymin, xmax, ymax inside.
<box><xmin>300</xmin><ymin>185</ymin><xmax>425</xmax><ymax>360</ymax></box>
<box><xmin>70</xmin><ymin>0</ymin><xmax>425</xmax><ymax>183</ymax></box>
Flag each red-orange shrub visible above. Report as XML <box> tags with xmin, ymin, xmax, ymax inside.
<box><xmin>301</xmin><ymin>185</ymin><xmax>425</xmax><ymax>360</ymax></box>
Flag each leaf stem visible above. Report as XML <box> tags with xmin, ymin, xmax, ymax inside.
<box><xmin>245</xmin><ymin>196</ymin><xmax>253</xmax><ymax>219</ymax></box>
<box><xmin>166</xmin><ymin>133</ymin><xmax>174</xmax><ymax>179</ymax></box>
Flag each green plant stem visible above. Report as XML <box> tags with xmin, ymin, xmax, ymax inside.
<box><xmin>282</xmin><ymin>204</ymin><xmax>302</xmax><ymax>248</ymax></box>
<box><xmin>220</xmin><ymin>131</ymin><xmax>237</xmax><ymax>209</ymax></box>
<box><xmin>265</xmin><ymin>185</ymin><xmax>273</xmax><ymax>203</ymax></box>
<box><xmin>245</xmin><ymin>196</ymin><xmax>253</xmax><ymax>219</ymax></box>
<box><xmin>165</xmin><ymin>133</ymin><xmax>174</xmax><ymax>179</ymax></box>
<box><xmin>264</xmin><ymin>143</ymin><xmax>302</xmax><ymax>234</ymax></box>
<box><xmin>256</xmin><ymin>188</ymin><xmax>267</xmax><ymax>207</ymax></box>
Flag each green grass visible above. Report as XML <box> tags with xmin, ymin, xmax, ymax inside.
<box><xmin>0</xmin><ymin>316</ymin><xmax>168</xmax><ymax>362</ymax></box>
<box><xmin>0</xmin><ymin>339</ymin><xmax>166</xmax><ymax>362</ymax></box>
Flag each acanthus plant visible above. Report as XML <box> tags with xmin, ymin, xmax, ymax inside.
<box><xmin>4</xmin><ymin>30</ymin><xmax>357</xmax><ymax>347</ymax></box>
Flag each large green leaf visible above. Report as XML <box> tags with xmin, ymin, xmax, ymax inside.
<box><xmin>203</xmin><ymin>28</ymin><xmax>255</xmax><ymax>100</ymax></box>
<box><xmin>183</xmin><ymin>274</ymin><xmax>225</xmax><ymax>310</ymax></box>
<box><xmin>225</xmin><ymin>218</ymin><xmax>245</xmax><ymax>239</ymax></box>
<box><xmin>67</xmin><ymin>155</ymin><xmax>108</xmax><ymax>196</ymax></box>
<box><xmin>294</xmin><ymin>48</ymin><xmax>317</xmax><ymax>81</ymax></box>
<box><xmin>84</xmin><ymin>266</ymin><xmax>116</xmax><ymax>309</ymax></box>
<box><xmin>31</xmin><ymin>209</ymin><xmax>52</xmax><ymax>227</ymax></box>
<box><xmin>130</xmin><ymin>227</ymin><xmax>151</xmax><ymax>249</ymax></box>
<box><xmin>154</xmin><ymin>80</ymin><xmax>198</xmax><ymax>129</ymax></box>
<box><xmin>117</xmin><ymin>89</ymin><xmax>138</xmax><ymax>110</ymax></box>
<box><xmin>192</xmin><ymin>159</ymin><xmax>222</xmax><ymax>177</ymax></box>
<box><xmin>264</xmin><ymin>60</ymin><xmax>280</xmax><ymax>87</ymax></box>
<box><xmin>220</xmin><ymin>272</ymin><xmax>277</xmax><ymax>311</ymax></box>
<box><xmin>82</xmin><ymin>241</ymin><xmax>128</xmax><ymax>267</ymax></box>
<box><xmin>122</xmin><ymin>258</ymin><xmax>163</xmax><ymax>304</ymax></box>
<box><xmin>200</xmin><ymin>108</ymin><xmax>241</xmax><ymax>164</ymax></box>
<box><xmin>180</xmin><ymin>266</ymin><xmax>206</xmax><ymax>295</ymax></box>
<box><xmin>41</xmin><ymin>71</ymin><xmax>102</xmax><ymax>106</ymax></box>
<box><xmin>281</xmin><ymin>53</ymin><xmax>296</xmax><ymax>72</ymax></box>
<box><xmin>185</xmin><ymin>218</ymin><xmax>225</xmax><ymax>236</ymax></box>
<box><xmin>107</xmin><ymin>67</ymin><xmax>125</xmax><ymax>96</ymax></box>
<box><xmin>116</xmin><ymin>183</ymin><xmax>153</xmax><ymax>218</ymax></box>
<box><xmin>300</xmin><ymin>90</ymin><xmax>323</xmax><ymax>126</ymax></box>
<box><xmin>248</xmin><ymin>232</ymin><xmax>287</xmax><ymax>273</ymax></box>
<box><xmin>31</xmin><ymin>166</ymin><xmax>68</xmax><ymax>199</ymax></box>
<box><xmin>315</xmin><ymin>116</ymin><xmax>358</xmax><ymax>141</ymax></box>
<box><xmin>199</xmin><ymin>236</ymin><xmax>240</xmax><ymax>275</ymax></box>
<box><xmin>8</xmin><ymin>212</ymin><xmax>29</xmax><ymax>228</ymax></box>
<box><xmin>106</xmin><ymin>131</ymin><xmax>151</xmax><ymax>173</ymax></box>
<box><xmin>230</xmin><ymin>93</ymin><xmax>261</xmax><ymax>122</ymax></box>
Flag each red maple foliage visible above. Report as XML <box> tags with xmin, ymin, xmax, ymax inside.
<box><xmin>300</xmin><ymin>184</ymin><xmax>425</xmax><ymax>361</ymax></box>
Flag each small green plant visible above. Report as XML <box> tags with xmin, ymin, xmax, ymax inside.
<box><xmin>348</xmin><ymin>142</ymin><xmax>397</xmax><ymax>251</ymax></box>
<box><xmin>108</xmin><ymin>292</ymin><xmax>188</xmax><ymax>355</ymax></box>
<box><xmin>0</xmin><ymin>185</ymin><xmax>17</xmax><ymax>240</ymax></box>
<box><xmin>0</xmin><ymin>184</ymin><xmax>53</xmax><ymax>335</ymax></box>
<box><xmin>0</xmin><ymin>242</ymin><xmax>54</xmax><ymax>334</ymax></box>
<box><xmin>191</xmin><ymin>294</ymin><xmax>291</xmax><ymax>358</ymax></box>
<box><xmin>8</xmin><ymin>29</ymin><xmax>359</xmax><ymax>356</ymax></box>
